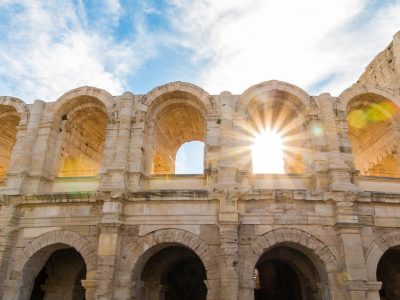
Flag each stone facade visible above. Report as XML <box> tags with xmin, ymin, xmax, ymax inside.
<box><xmin>1</xmin><ymin>33</ymin><xmax>400</xmax><ymax>300</ymax></box>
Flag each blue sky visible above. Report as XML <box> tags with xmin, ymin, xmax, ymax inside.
<box><xmin>0</xmin><ymin>0</ymin><xmax>400</xmax><ymax>103</ymax></box>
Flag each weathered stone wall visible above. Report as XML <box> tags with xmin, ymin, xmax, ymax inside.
<box><xmin>0</xmin><ymin>34</ymin><xmax>399</xmax><ymax>300</ymax></box>
<box><xmin>358</xmin><ymin>31</ymin><xmax>400</xmax><ymax>95</ymax></box>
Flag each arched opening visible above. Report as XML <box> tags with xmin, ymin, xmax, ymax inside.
<box><xmin>254</xmin><ymin>246</ymin><xmax>323</xmax><ymax>300</ymax></box>
<box><xmin>0</xmin><ymin>104</ymin><xmax>20</xmax><ymax>183</ymax></box>
<box><xmin>136</xmin><ymin>245</ymin><xmax>207</xmax><ymax>300</ymax></box>
<box><xmin>20</xmin><ymin>245</ymin><xmax>87</xmax><ymax>300</ymax></box>
<box><xmin>56</xmin><ymin>96</ymin><xmax>108</xmax><ymax>177</ymax></box>
<box><xmin>377</xmin><ymin>246</ymin><xmax>400</xmax><ymax>299</ymax></box>
<box><xmin>175</xmin><ymin>141</ymin><xmax>205</xmax><ymax>174</ymax></box>
<box><xmin>248</xmin><ymin>91</ymin><xmax>306</xmax><ymax>174</ymax></box>
<box><xmin>347</xmin><ymin>93</ymin><xmax>400</xmax><ymax>177</ymax></box>
<box><xmin>148</xmin><ymin>92</ymin><xmax>206</xmax><ymax>175</ymax></box>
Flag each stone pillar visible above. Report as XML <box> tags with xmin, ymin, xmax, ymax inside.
<box><xmin>366</xmin><ymin>281</ymin><xmax>382</xmax><ymax>300</ymax></box>
<box><xmin>95</xmin><ymin>197</ymin><xmax>123</xmax><ymax>299</ymax></box>
<box><xmin>127</xmin><ymin>109</ymin><xmax>146</xmax><ymax>191</ymax></box>
<box><xmin>205</xmin><ymin>278</ymin><xmax>220</xmax><ymax>300</ymax></box>
<box><xmin>81</xmin><ymin>279</ymin><xmax>97</xmax><ymax>300</ymax></box>
<box><xmin>305</xmin><ymin>114</ymin><xmax>327</xmax><ymax>190</ymax></box>
<box><xmin>6</xmin><ymin>100</ymin><xmax>45</xmax><ymax>194</ymax></box>
<box><xmin>219</xmin><ymin>219</ymin><xmax>239</xmax><ymax>300</ymax></box>
<box><xmin>318</xmin><ymin>93</ymin><xmax>355</xmax><ymax>191</ymax></box>
<box><xmin>205</xmin><ymin>110</ymin><xmax>220</xmax><ymax>191</ymax></box>
<box><xmin>107</xmin><ymin>92</ymin><xmax>134</xmax><ymax>193</ymax></box>
<box><xmin>336</xmin><ymin>226</ymin><xmax>368</xmax><ymax>300</ymax></box>
<box><xmin>0</xmin><ymin>201</ymin><xmax>19</xmax><ymax>299</ymax></box>
<box><xmin>2</xmin><ymin>279</ymin><xmax>20</xmax><ymax>300</ymax></box>
<box><xmin>238</xmin><ymin>278</ymin><xmax>254</xmax><ymax>300</ymax></box>
<box><xmin>218</xmin><ymin>92</ymin><xmax>236</xmax><ymax>190</ymax></box>
<box><xmin>99</xmin><ymin>114</ymin><xmax>119</xmax><ymax>192</ymax></box>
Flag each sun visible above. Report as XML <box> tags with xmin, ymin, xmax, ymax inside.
<box><xmin>252</xmin><ymin>130</ymin><xmax>285</xmax><ymax>174</ymax></box>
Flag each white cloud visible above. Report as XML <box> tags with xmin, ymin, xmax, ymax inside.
<box><xmin>0</xmin><ymin>0</ymin><xmax>155</xmax><ymax>102</ymax></box>
<box><xmin>165</xmin><ymin>0</ymin><xmax>400</xmax><ymax>96</ymax></box>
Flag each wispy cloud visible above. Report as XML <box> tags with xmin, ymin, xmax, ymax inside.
<box><xmin>164</xmin><ymin>0</ymin><xmax>400</xmax><ymax>95</ymax></box>
<box><xmin>0</xmin><ymin>0</ymin><xmax>399</xmax><ymax>101</ymax></box>
<box><xmin>0</xmin><ymin>0</ymin><xmax>156</xmax><ymax>102</ymax></box>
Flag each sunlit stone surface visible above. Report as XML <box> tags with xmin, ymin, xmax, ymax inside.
<box><xmin>0</xmin><ymin>32</ymin><xmax>399</xmax><ymax>300</ymax></box>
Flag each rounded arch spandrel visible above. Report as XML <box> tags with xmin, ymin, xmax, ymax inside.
<box><xmin>13</xmin><ymin>229</ymin><xmax>97</xmax><ymax>275</ymax></box>
<box><xmin>338</xmin><ymin>84</ymin><xmax>400</xmax><ymax>177</ymax></box>
<box><xmin>140</xmin><ymin>81</ymin><xmax>219</xmax><ymax>115</ymax></box>
<box><xmin>0</xmin><ymin>96</ymin><xmax>29</xmax><ymax>126</ymax></box>
<box><xmin>6</xmin><ymin>230</ymin><xmax>97</xmax><ymax>300</ymax></box>
<box><xmin>241</xmin><ymin>228</ymin><xmax>339</xmax><ymax>299</ymax></box>
<box><xmin>238</xmin><ymin>80</ymin><xmax>315</xmax><ymax>114</ymax></box>
<box><xmin>46</xmin><ymin>86</ymin><xmax>116</xmax><ymax>122</ymax></box>
<box><xmin>116</xmin><ymin>228</ymin><xmax>219</xmax><ymax>300</ymax></box>
<box><xmin>365</xmin><ymin>231</ymin><xmax>400</xmax><ymax>281</ymax></box>
<box><xmin>336</xmin><ymin>84</ymin><xmax>400</xmax><ymax>112</ymax></box>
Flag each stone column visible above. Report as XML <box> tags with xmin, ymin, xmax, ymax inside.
<box><xmin>0</xmin><ymin>201</ymin><xmax>19</xmax><ymax>299</ymax></box>
<box><xmin>218</xmin><ymin>92</ymin><xmax>236</xmax><ymax>190</ymax></box>
<box><xmin>107</xmin><ymin>92</ymin><xmax>134</xmax><ymax>193</ymax></box>
<box><xmin>99</xmin><ymin>114</ymin><xmax>119</xmax><ymax>192</ymax></box>
<box><xmin>127</xmin><ymin>109</ymin><xmax>146</xmax><ymax>191</ymax></box>
<box><xmin>6</xmin><ymin>100</ymin><xmax>45</xmax><ymax>194</ymax></box>
<box><xmin>81</xmin><ymin>279</ymin><xmax>97</xmax><ymax>300</ymax></box>
<box><xmin>336</xmin><ymin>226</ymin><xmax>368</xmax><ymax>300</ymax></box>
<box><xmin>205</xmin><ymin>111</ymin><xmax>220</xmax><ymax>191</ymax></box>
<box><xmin>219</xmin><ymin>219</ymin><xmax>239</xmax><ymax>300</ymax></box>
<box><xmin>366</xmin><ymin>281</ymin><xmax>382</xmax><ymax>300</ymax></box>
<box><xmin>205</xmin><ymin>278</ymin><xmax>220</xmax><ymax>300</ymax></box>
<box><xmin>305</xmin><ymin>114</ymin><xmax>327</xmax><ymax>190</ymax></box>
<box><xmin>318</xmin><ymin>93</ymin><xmax>355</xmax><ymax>191</ymax></box>
<box><xmin>95</xmin><ymin>197</ymin><xmax>123</xmax><ymax>299</ymax></box>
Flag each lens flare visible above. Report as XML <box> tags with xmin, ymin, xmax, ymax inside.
<box><xmin>348</xmin><ymin>100</ymin><xmax>397</xmax><ymax>129</ymax></box>
<box><xmin>252</xmin><ymin>130</ymin><xmax>285</xmax><ymax>174</ymax></box>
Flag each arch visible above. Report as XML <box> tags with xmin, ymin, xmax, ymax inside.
<box><xmin>336</xmin><ymin>84</ymin><xmax>400</xmax><ymax>112</ymax></box>
<box><xmin>13</xmin><ymin>229</ymin><xmax>97</xmax><ymax>275</ymax></box>
<box><xmin>116</xmin><ymin>228</ymin><xmax>219</xmax><ymax>299</ymax></box>
<box><xmin>49</xmin><ymin>86</ymin><xmax>115</xmax><ymax>121</ymax></box>
<box><xmin>0</xmin><ymin>96</ymin><xmax>29</xmax><ymax>125</ymax></box>
<box><xmin>238</xmin><ymin>80</ymin><xmax>314</xmax><ymax>114</ymax></box>
<box><xmin>143</xmin><ymin>84</ymin><xmax>210</xmax><ymax>174</ymax></box>
<box><xmin>141</xmin><ymin>81</ymin><xmax>218</xmax><ymax>114</ymax></box>
<box><xmin>46</xmin><ymin>87</ymin><xmax>111</xmax><ymax>178</ymax></box>
<box><xmin>238</xmin><ymin>81</ymin><xmax>312</xmax><ymax>175</ymax></box>
<box><xmin>130</xmin><ymin>229</ymin><xmax>218</xmax><ymax>280</ymax></box>
<box><xmin>338</xmin><ymin>84</ymin><xmax>400</xmax><ymax>177</ymax></box>
<box><xmin>241</xmin><ymin>228</ymin><xmax>338</xmax><ymax>295</ymax></box>
<box><xmin>365</xmin><ymin>231</ymin><xmax>400</xmax><ymax>281</ymax></box>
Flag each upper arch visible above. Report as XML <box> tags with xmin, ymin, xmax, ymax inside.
<box><xmin>0</xmin><ymin>96</ymin><xmax>29</xmax><ymax>125</ymax></box>
<box><xmin>238</xmin><ymin>80</ymin><xmax>314</xmax><ymax>113</ymax></box>
<box><xmin>365</xmin><ymin>231</ymin><xmax>400</xmax><ymax>281</ymax></box>
<box><xmin>49</xmin><ymin>86</ymin><xmax>115</xmax><ymax>122</ymax></box>
<box><xmin>336</xmin><ymin>84</ymin><xmax>400</xmax><ymax>112</ymax></box>
<box><xmin>140</xmin><ymin>81</ymin><xmax>218</xmax><ymax>114</ymax></box>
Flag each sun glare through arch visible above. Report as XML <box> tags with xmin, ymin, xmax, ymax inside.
<box><xmin>252</xmin><ymin>130</ymin><xmax>285</xmax><ymax>174</ymax></box>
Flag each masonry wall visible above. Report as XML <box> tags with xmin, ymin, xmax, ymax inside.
<box><xmin>358</xmin><ymin>31</ymin><xmax>400</xmax><ymax>95</ymax></box>
<box><xmin>0</xmin><ymin>36</ymin><xmax>400</xmax><ymax>300</ymax></box>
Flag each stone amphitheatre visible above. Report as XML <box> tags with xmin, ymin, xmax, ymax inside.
<box><xmin>0</xmin><ymin>32</ymin><xmax>400</xmax><ymax>300</ymax></box>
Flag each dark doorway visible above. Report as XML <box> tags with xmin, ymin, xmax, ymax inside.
<box><xmin>255</xmin><ymin>260</ymin><xmax>303</xmax><ymax>300</ymax></box>
<box><xmin>30</xmin><ymin>248</ymin><xmax>86</xmax><ymax>300</ymax></box>
<box><xmin>140</xmin><ymin>246</ymin><xmax>207</xmax><ymax>300</ymax></box>
<box><xmin>377</xmin><ymin>247</ymin><xmax>400</xmax><ymax>300</ymax></box>
<box><xmin>254</xmin><ymin>246</ymin><xmax>323</xmax><ymax>300</ymax></box>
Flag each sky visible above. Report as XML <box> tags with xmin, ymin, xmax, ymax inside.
<box><xmin>0</xmin><ymin>0</ymin><xmax>400</xmax><ymax>104</ymax></box>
